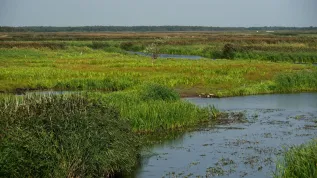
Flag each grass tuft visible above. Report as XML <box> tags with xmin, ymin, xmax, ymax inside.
<box><xmin>274</xmin><ymin>139</ymin><xmax>317</xmax><ymax>178</ymax></box>
<box><xmin>0</xmin><ymin>94</ymin><xmax>140</xmax><ymax>177</ymax></box>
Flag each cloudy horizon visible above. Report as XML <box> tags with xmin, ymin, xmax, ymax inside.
<box><xmin>0</xmin><ymin>0</ymin><xmax>316</xmax><ymax>27</ymax></box>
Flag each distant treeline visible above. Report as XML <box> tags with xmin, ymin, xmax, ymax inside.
<box><xmin>0</xmin><ymin>26</ymin><xmax>317</xmax><ymax>32</ymax></box>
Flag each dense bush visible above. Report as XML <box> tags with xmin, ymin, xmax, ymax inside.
<box><xmin>96</xmin><ymin>89</ymin><xmax>211</xmax><ymax>132</ymax></box>
<box><xmin>0</xmin><ymin>95</ymin><xmax>140</xmax><ymax>177</ymax></box>
<box><xmin>274</xmin><ymin>139</ymin><xmax>317</xmax><ymax>178</ymax></box>
<box><xmin>274</xmin><ymin>71</ymin><xmax>317</xmax><ymax>92</ymax></box>
<box><xmin>119</xmin><ymin>42</ymin><xmax>145</xmax><ymax>51</ymax></box>
<box><xmin>119</xmin><ymin>42</ymin><xmax>134</xmax><ymax>50</ymax></box>
<box><xmin>222</xmin><ymin>43</ymin><xmax>237</xmax><ymax>59</ymax></box>
<box><xmin>138</xmin><ymin>83</ymin><xmax>180</xmax><ymax>101</ymax></box>
<box><xmin>90</xmin><ymin>41</ymin><xmax>111</xmax><ymax>49</ymax></box>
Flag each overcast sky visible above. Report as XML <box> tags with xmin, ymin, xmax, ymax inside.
<box><xmin>0</xmin><ymin>0</ymin><xmax>316</xmax><ymax>27</ymax></box>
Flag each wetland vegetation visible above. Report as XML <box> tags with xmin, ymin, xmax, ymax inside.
<box><xmin>0</xmin><ymin>30</ymin><xmax>317</xmax><ymax>177</ymax></box>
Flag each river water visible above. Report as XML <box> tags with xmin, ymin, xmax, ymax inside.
<box><xmin>135</xmin><ymin>93</ymin><xmax>317</xmax><ymax>178</ymax></box>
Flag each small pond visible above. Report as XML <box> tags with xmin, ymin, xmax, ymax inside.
<box><xmin>135</xmin><ymin>93</ymin><xmax>317</xmax><ymax>178</ymax></box>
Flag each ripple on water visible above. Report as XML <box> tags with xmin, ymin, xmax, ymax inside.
<box><xmin>135</xmin><ymin>93</ymin><xmax>317</xmax><ymax>178</ymax></box>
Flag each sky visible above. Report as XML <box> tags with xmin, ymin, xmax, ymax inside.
<box><xmin>0</xmin><ymin>0</ymin><xmax>316</xmax><ymax>27</ymax></box>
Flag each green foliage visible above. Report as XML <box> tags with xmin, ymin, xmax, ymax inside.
<box><xmin>54</xmin><ymin>77</ymin><xmax>139</xmax><ymax>91</ymax></box>
<box><xmin>0</xmin><ymin>47</ymin><xmax>316</xmax><ymax>96</ymax></box>
<box><xmin>91</xmin><ymin>87</ymin><xmax>211</xmax><ymax>132</ymax></box>
<box><xmin>0</xmin><ymin>95</ymin><xmax>140</xmax><ymax>177</ymax></box>
<box><xmin>120</xmin><ymin>42</ymin><xmax>134</xmax><ymax>50</ymax></box>
<box><xmin>138</xmin><ymin>83</ymin><xmax>180</xmax><ymax>101</ymax></box>
<box><xmin>274</xmin><ymin>139</ymin><xmax>317</xmax><ymax>178</ymax></box>
<box><xmin>274</xmin><ymin>71</ymin><xmax>317</xmax><ymax>92</ymax></box>
<box><xmin>222</xmin><ymin>43</ymin><xmax>236</xmax><ymax>59</ymax></box>
<box><xmin>90</xmin><ymin>41</ymin><xmax>111</xmax><ymax>49</ymax></box>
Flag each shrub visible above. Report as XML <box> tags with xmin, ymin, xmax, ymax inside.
<box><xmin>119</xmin><ymin>42</ymin><xmax>134</xmax><ymax>51</ymax></box>
<box><xmin>274</xmin><ymin>71</ymin><xmax>317</xmax><ymax>92</ymax></box>
<box><xmin>274</xmin><ymin>139</ymin><xmax>317</xmax><ymax>178</ymax></box>
<box><xmin>138</xmin><ymin>83</ymin><xmax>180</xmax><ymax>101</ymax></box>
<box><xmin>222</xmin><ymin>43</ymin><xmax>236</xmax><ymax>59</ymax></box>
<box><xmin>90</xmin><ymin>41</ymin><xmax>111</xmax><ymax>49</ymax></box>
<box><xmin>0</xmin><ymin>95</ymin><xmax>140</xmax><ymax>177</ymax></box>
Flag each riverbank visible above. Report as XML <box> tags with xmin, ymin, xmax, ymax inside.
<box><xmin>0</xmin><ymin>84</ymin><xmax>220</xmax><ymax>177</ymax></box>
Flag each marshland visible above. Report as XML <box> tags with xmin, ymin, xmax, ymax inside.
<box><xmin>0</xmin><ymin>29</ymin><xmax>317</xmax><ymax>177</ymax></box>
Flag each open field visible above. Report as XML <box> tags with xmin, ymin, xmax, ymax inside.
<box><xmin>1</xmin><ymin>31</ymin><xmax>317</xmax><ymax>62</ymax></box>
<box><xmin>0</xmin><ymin>47</ymin><xmax>316</xmax><ymax>96</ymax></box>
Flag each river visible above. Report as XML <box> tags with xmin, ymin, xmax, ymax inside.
<box><xmin>135</xmin><ymin>93</ymin><xmax>317</xmax><ymax>178</ymax></box>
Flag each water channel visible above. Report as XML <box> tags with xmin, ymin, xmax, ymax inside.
<box><xmin>135</xmin><ymin>93</ymin><xmax>317</xmax><ymax>178</ymax></box>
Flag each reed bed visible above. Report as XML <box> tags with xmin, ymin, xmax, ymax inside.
<box><xmin>274</xmin><ymin>139</ymin><xmax>317</xmax><ymax>178</ymax></box>
<box><xmin>0</xmin><ymin>94</ymin><xmax>140</xmax><ymax>177</ymax></box>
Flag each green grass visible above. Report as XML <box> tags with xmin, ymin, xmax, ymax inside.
<box><xmin>89</xmin><ymin>83</ymin><xmax>215</xmax><ymax>132</ymax></box>
<box><xmin>274</xmin><ymin>139</ymin><xmax>317</xmax><ymax>178</ymax></box>
<box><xmin>274</xmin><ymin>71</ymin><xmax>317</xmax><ymax>92</ymax></box>
<box><xmin>0</xmin><ymin>84</ymin><xmax>218</xmax><ymax>176</ymax></box>
<box><xmin>1</xmin><ymin>47</ymin><xmax>316</xmax><ymax>96</ymax></box>
<box><xmin>0</xmin><ymin>94</ymin><xmax>140</xmax><ymax>177</ymax></box>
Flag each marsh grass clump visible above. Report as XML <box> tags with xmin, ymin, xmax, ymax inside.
<box><xmin>274</xmin><ymin>140</ymin><xmax>317</xmax><ymax>178</ymax></box>
<box><xmin>92</xmin><ymin>85</ymin><xmax>213</xmax><ymax>132</ymax></box>
<box><xmin>0</xmin><ymin>94</ymin><xmax>140</xmax><ymax>177</ymax></box>
<box><xmin>274</xmin><ymin>71</ymin><xmax>317</xmax><ymax>92</ymax></box>
<box><xmin>90</xmin><ymin>41</ymin><xmax>111</xmax><ymax>49</ymax></box>
<box><xmin>222</xmin><ymin>43</ymin><xmax>237</xmax><ymax>59</ymax></box>
<box><xmin>138</xmin><ymin>83</ymin><xmax>180</xmax><ymax>101</ymax></box>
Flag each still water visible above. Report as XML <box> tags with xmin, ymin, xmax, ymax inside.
<box><xmin>135</xmin><ymin>93</ymin><xmax>317</xmax><ymax>178</ymax></box>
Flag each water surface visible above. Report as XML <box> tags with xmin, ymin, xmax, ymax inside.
<box><xmin>135</xmin><ymin>93</ymin><xmax>317</xmax><ymax>178</ymax></box>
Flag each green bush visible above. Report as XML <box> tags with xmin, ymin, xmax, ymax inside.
<box><xmin>95</xmin><ymin>90</ymin><xmax>211</xmax><ymax>132</ymax></box>
<box><xmin>222</xmin><ymin>43</ymin><xmax>236</xmax><ymax>59</ymax></box>
<box><xmin>138</xmin><ymin>83</ymin><xmax>180</xmax><ymax>101</ymax></box>
<box><xmin>90</xmin><ymin>41</ymin><xmax>111</xmax><ymax>49</ymax></box>
<box><xmin>274</xmin><ymin>140</ymin><xmax>317</xmax><ymax>178</ymax></box>
<box><xmin>274</xmin><ymin>71</ymin><xmax>317</xmax><ymax>92</ymax></box>
<box><xmin>119</xmin><ymin>42</ymin><xmax>134</xmax><ymax>51</ymax></box>
<box><xmin>0</xmin><ymin>95</ymin><xmax>140</xmax><ymax>177</ymax></box>
<box><xmin>119</xmin><ymin>42</ymin><xmax>144</xmax><ymax>51</ymax></box>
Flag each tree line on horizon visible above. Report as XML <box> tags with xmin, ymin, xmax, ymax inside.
<box><xmin>0</xmin><ymin>26</ymin><xmax>316</xmax><ymax>32</ymax></box>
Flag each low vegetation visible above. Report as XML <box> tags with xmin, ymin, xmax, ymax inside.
<box><xmin>91</xmin><ymin>83</ymin><xmax>214</xmax><ymax>132</ymax></box>
<box><xmin>0</xmin><ymin>94</ymin><xmax>140</xmax><ymax>177</ymax></box>
<box><xmin>0</xmin><ymin>47</ymin><xmax>316</xmax><ymax>96</ymax></box>
<box><xmin>274</xmin><ymin>139</ymin><xmax>317</xmax><ymax>178</ymax></box>
<box><xmin>1</xmin><ymin>31</ymin><xmax>317</xmax><ymax>62</ymax></box>
<box><xmin>0</xmin><ymin>84</ymin><xmax>217</xmax><ymax>176</ymax></box>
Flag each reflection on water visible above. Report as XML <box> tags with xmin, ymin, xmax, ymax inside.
<box><xmin>135</xmin><ymin>93</ymin><xmax>317</xmax><ymax>178</ymax></box>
